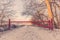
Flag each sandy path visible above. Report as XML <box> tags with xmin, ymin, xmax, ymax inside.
<box><xmin>0</xmin><ymin>26</ymin><xmax>60</xmax><ymax>40</ymax></box>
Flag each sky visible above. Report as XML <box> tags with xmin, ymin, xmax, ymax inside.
<box><xmin>10</xmin><ymin>0</ymin><xmax>43</xmax><ymax>21</ymax></box>
<box><xmin>11</xmin><ymin>0</ymin><xmax>32</xmax><ymax>21</ymax></box>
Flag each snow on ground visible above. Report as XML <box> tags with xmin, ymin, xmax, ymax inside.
<box><xmin>0</xmin><ymin>26</ymin><xmax>60</xmax><ymax>40</ymax></box>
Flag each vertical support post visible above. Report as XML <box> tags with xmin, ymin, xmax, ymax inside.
<box><xmin>8</xmin><ymin>19</ymin><xmax>11</xmax><ymax>30</ymax></box>
<box><xmin>48</xmin><ymin>19</ymin><xmax>53</xmax><ymax>30</ymax></box>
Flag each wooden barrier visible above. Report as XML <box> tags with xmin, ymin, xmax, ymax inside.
<box><xmin>2</xmin><ymin>19</ymin><xmax>53</xmax><ymax>30</ymax></box>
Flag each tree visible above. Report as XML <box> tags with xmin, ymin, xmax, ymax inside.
<box><xmin>22</xmin><ymin>0</ymin><xmax>48</xmax><ymax>25</ymax></box>
<box><xmin>0</xmin><ymin>0</ymin><xmax>15</xmax><ymax>27</ymax></box>
<box><xmin>22</xmin><ymin>0</ymin><xmax>60</xmax><ymax>28</ymax></box>
<box><xmin>22</xmin><ymin>0</ymin><xmax>46</xmax><ymax>16</ymax></box>
<box><xmin>50</xmin><ymin>0</ymin><xmax>60</xmax><ymax>28</ymax></box>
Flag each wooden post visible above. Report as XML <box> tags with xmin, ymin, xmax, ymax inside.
<box><xmin>8</xmin><ymin>19</ymin><xmax>11</xmax><ymax>30</ymax></box>
<box><xmin>48</xmin><ymin>19</ymin><xmax>53</xmax><ymax>30</ymax></box>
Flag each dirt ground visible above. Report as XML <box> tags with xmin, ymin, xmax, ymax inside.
<box><xmin>0</xmin><ymin>26</ymin><xmax>60</xmax><ymax>40</ymax></box>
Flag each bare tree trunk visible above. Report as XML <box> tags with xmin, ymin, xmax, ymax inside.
<box><xmin>52</xmin><ymin>0</ymin><xmax>59</xmax><ymax>28</ymax></box>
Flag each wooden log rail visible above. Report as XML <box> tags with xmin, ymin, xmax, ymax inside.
<box><xmin>2</xmin><ymin>19</ymin><xmax>53</xmax><ymax>30</ymax></box>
